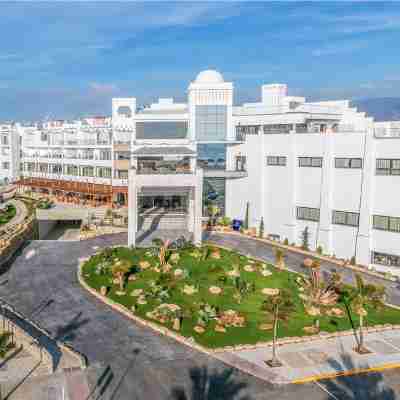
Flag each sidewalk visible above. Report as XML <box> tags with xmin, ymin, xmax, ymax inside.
<box><xmin>218</xmin><ymin>328</ymin><xmax>400</xmax><ymax>385</ymax></box>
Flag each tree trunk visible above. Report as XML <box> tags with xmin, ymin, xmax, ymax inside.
<box><xmin>272</xmin><ymin>305</ymin><xmax>278</xmax><ymax>363</ymax></box>
<box><xmin>358</xmin><ymin>314</ymin><xmax>364</xmax><ymax>351</ymax></box>
<box><xmin>119</xmin><ymin>275</ymin><xmax>124</xmax><ymax>292</ymax></box>
<box><xmin>315</xmin><ymin>318</ymin><xmax>320</xmax><ymax>333</ymax></box>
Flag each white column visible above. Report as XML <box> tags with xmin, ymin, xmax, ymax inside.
<box><xmin>128</xmin><ymin>168</ymin><xmax>137</xmax><ymax>247</ymax></box>
<box><xmin>317</xmin><ymin>132</ymin><xmax>334</xmax><ymax>253</ymax></box>
<box><xmin>356</xmin><ymin>128</ymin><xmax>375</xmax><ymax>266</ymax></box>
<box><xmin>193</xmin><ymin>168</ymin><xmax>203</xmax><ymax>245</ymax></box>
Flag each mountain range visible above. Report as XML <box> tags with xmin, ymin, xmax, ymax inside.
<box><xmin>352</xmin><ymin>97</ymin><xmax>400</xmax><ymax>122</ymax></box>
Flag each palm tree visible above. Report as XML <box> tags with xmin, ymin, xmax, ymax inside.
<box><xmin>348</xmin><ymin>274</ymin><xmax>386</xmax><ymax>354</ymax></box>
<box><xmin>111</xmin><ymin>259</ymin><xmax>131</xmax><ymax>292</ymax></box>
<box><xmin>297</xmin><ymin>260</ymin><xmax>341</xmax><ymax>332</ymax></box>
<box><xmin>262</xmin><ymin>288</ymin><xmax>295</xmax><ymax>367</ymax></box>
<box><xmin>274</xmin><ymin>247</ymin><xmax>285</xmax><ymax>270</ymax></box>
<box><xmin>152</xmin><ymin>238</ymin><xmax>171</xmax><ymax>266</ymax></box>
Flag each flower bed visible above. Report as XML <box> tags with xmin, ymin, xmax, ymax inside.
<box><xmin>0</xmin><ymin>204</ymin><xmax>16</xmax><ymax>225</ymax></box>
<box><xmin>81</xmin><ymin>245</ymin><xmax>400</xmax><ymax>349</ymax></box>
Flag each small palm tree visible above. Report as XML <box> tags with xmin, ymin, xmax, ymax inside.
<box><xmin>111</xmin><ymin>259</ymin><xmax>131</xmax><ymax>292</ymax></box>
<box><xmin>297</xmin><ymin>260</ymin><xmax>341</xmax><ymax>332</ymax></box>
<box><xmin>348</xmin><ymin>274</ymin><xmax>386</xmax><ymax>354</ymax></box>
<box><xmin>152</xmin><ymin>238</ymin><xmax>171</xmax><ymax>266</ymax></box>
<box><xmin>262</xmin><ymin>289</ymin><xmax>295</xmax><ymax>367</ymax></box>
<box><xmin>274</xmin><ymin>247</ymin><xmax>285</xmax><ymax>270</ymax></box>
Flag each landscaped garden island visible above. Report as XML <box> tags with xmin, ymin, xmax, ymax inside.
<box><xmin>0</xmin><ymin>203</ymin><xmax>16</xmax><ymax>225</ymax></box>
<box><xmin>81</xmin><ymin>241</ymin><xmax>400</xmax><ymax>350</ymax></box>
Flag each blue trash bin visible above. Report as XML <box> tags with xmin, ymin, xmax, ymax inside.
<box><xmin>232</xmin><ymin>219</ymin><xmax>242</xmax><ymax>231</ymax></box>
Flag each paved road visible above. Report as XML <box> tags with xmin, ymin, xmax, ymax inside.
<box><xmin>0</xmin><ymin>199</ymin><xmax>28</xmax><ymax>233</ymax></box>
<box><xmin>206</xmin><ymin>232</ymin><xmax>400</xmax><ymax>307</ymax></box>
<box><xmin>0</xmin><ymin>233</ymin><xmax>399</xmax><ymax>399</ymax></box>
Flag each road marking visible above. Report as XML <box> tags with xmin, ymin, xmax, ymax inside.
<box><xmin>314</xmin><ymin>381</ymin><xmax>340</xmax><ymax>400</ymax></box>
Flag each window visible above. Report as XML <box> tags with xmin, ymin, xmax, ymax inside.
<box><xmin>81</xmin><ymin>166</ymin><xmax>94</xmax><ymax>177</ymax></box>
<box><xmin>267</xmin><ymin>156</ymin><xmax>286</xmax><ymax>166</ymax></box>
<box><xmin>372</xmin><ymin>251</ymin><xmax>400</xmax><ymax>267</ymax></box>
<box><xmin>296</xmin><ymin>207</ymin><xmax>320</xmax><ymax>222</ymax></box>
<box><xmin>376</xmin><ymin>159</ymin><xmax>400</xmax><ymax>175</ymax></box>
<box><xmin>298</xmin><ymin>157</ymin><xmax>323</xmax><ymax>168</ymax></box>
<box><xmin>263</xmin><ymin>124</ymin><xmax>292</xmax><ymax>134</ymax></box>
<box><xmin>235</xmin><ymin>156</ymin><xmax>247</xmax><ymax>171</ymax></box>
<box><xmin>50</xmin><ymin>164</ymin><xmax>62</xmax><ymax>174</ymax></box>
<box><xmin>1</xmin><ymin>136</ymin><xmax>8</xmax><ymax>145</ymax></box>
<box><xmin>195</xmin><ymin>105</ymin><xmax>227</xmax><ymax>141</ymax></box>
<box><xmin>99</xmin><ymin>150</ymin><xmax>111</xmax><ymax>160</ymax></box>
<box><xmin>40</xmin><ymin>132</ymin><xmax>48</xmax><ymax>142</ymax></box>
<box><xmin>97</xmin><ymin>167</ymin><xmax>112</xmax><ymax>178</ymax></box>
<box><xmin>236</xmin><ymin>125</ymin><xmax>259</xmax><ymax>136</ymax></box>
<box><xmin>335</xmin><ymin>158</ymin><xmax>363</xmax><ymax>169</ymax></box>
<box><xmin>332</xmin><ymin>210</ymin><xmax>359</xmax><ymax>227</ymax></box>
<box><xmin>136</xmin><ymin>121</ymin><xmax>188</xmax><ymax>140</ymax></box>
<box><xmin>2</xmin><ymin>162</ymin><xmax>9</xmax><ymax>170</ymax></box>
<box><xmin>65</xmin><ymin>165</ymin><xmax>78</xmax><ymax>176</ymax></box>
<box><xmin>373</xmin><ymin>215</ymin><xmax>400</xmax><ymax>233</ymax></box>
<box><xmin>116</xmin><ymin>169</ymin><xmax>128</xmax><ymax>179</ymax></box>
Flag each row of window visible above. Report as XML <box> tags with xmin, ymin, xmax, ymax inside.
<box><xmin>296</xmin><ymin>207</ymin><xmax>400</xmax><ymax>233</ymax></box>
<box><xmin>265</xmin><ymin>157</ymin><xmax>400</xmax><ymax>173</ymax></box>
<box><xmin>266</xmin><ymin>156</ymin><xmax>362</xmax><ymax>168</ymax></box>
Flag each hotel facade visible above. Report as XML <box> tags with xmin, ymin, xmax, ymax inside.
<box><xmin>1</xmin><ymin>70</ymin><xmax>400</xmax><ymax>274</ymax></box>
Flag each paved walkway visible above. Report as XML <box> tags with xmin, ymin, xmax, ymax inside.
<box><xmin>205</xmin><ymin>232</ymin><xmax>400</xmax><ymax>307</ymax></box>
<box><xmin>0</xmin><ymin>233</ymin><xmax>399</xmax><ymax>399</ymax></box>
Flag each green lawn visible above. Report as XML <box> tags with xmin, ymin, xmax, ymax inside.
<box><xmin>0</xmin><ymin>204</ymin><xmax>16</xmax><ymax>225</ymax></box>
<box><xmin>81</xmin><ymin>245</ymin><xmax>400</xmax><ymax>349</ymax></box>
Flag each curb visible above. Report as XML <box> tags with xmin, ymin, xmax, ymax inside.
<box><xmin>292</xmin><ymin>362</ymin><xmax>400</xmax><ymax>384</ymax></box>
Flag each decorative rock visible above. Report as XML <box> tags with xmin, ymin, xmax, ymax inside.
<box><xmin>131</xmin><ymin>288</ymin><xmax>143</xmax><ymax>297</ymax></box>
<box><xmin>258</xmin><ymin>323</ymin><xmax>273</xmax><ymax>331</ymax></box>
<box><xmin>100</xmin><ymin>286</ymin><xmax>108</xmax><ymax>296</ymax></box>
<box><xmin>173</xmin><ymin>318</ymin><xmax>181</xmax><ymax>331</ymax></box>
<box><xmin>170</xmin><ymin>253</ymin><xmax>180</xmax><ymax>263</ymax></box>
<box><xmin>162</xmin><ymin>263</ymin><xmax>172</xmax><ymax>273</ymax></box>
<box><xmin>112</xmin><ymin>278</ymin><xmax>119</xmax><ymax>285</ymax></box>
<box><xmin>244</xmin><ymin>265</ymin><xmax>255</xmax><ymax>272</ymax></box>
<box><xmin>154</xmin><ymin>267</ymin><xmax>161</xmax><ymax>273</ymax></box>
<box><xmin>131</xmin><ymin>305</ymin><xmax>136</xmax><ymax>313</ymax></box>
<box><xmin>261</xmin><ymin>270</ymin><xmax>272</xmax><ymax>277</ymax></box>
<box><xmin>226</xmin><ymin>269</ymin><xmax>240</xmax><ymax>277</ymax></box>
<box><xmin>303</xmin><ymin>325</ymin><xmax>319</xmax><ymax>334</ymax></box>
<box><xmin>128</xmin><ymin>275</ymin><xmax>137</xmax><ymax>281</ymax></box>
<box><xmin>261</xmin><ymin>288</ymin><xmax>280</xmax><ymax>296</ymax></box>
<box><xmin>215</xmin><ymin>325</ymin><xmax>226</xmax><ymax>333</ymax></box>
<box><xmin>137</xmin><ymin>296</ymin><xmax>147</xmax><ymax>305</ymax></box>
<box><xmin>305</xmin><ymin>306</ymin><xmax>321</xmax><ymax>316</ymax></box>
<box><xmin>194</xmin><ymin>326</ymin><xmax>205</xmax><ymax>334</ymax></box>
<box><xmin>211</xmin><ymin>251</ymin><xmax>221</xmax><ymax>259</ymax></box>
<box><xmin>139</xmin><ymin>260</ymin><xmax>151</xmax><ymax>270</ymax></box>
<box><xmin>174</xmin><ymin>268</ymin><xmax>183</xmax><ymax>277</ymax></box>
<box><xmin>182</xmin><ymin>284</ymin><xmax>197</xmax><ymax>295</ymax></box>
<box><xmin>326</xmin><ymin>307</ymin><xmax>345</xmax><ymax>317</ymax></box>
<box><xmin>115</xmin><ymin>291</ymin><xmax>126</xmax><ymax>296</ymax></box>
<box><xmin>209</xmin><ymin>286</ymin><xmax>222</xmax><ymax>295</ymax></box>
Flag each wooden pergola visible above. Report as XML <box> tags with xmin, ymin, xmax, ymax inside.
<box><xmin>17</xmin><ymin>177</ymin><xmax>123</xmax><ymax>207</ymax></box>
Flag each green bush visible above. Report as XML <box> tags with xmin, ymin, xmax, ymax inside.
<box><xmin>219</xmin><ymin>216</ymin><xmax>232</xmax><ymax>227</ymax></box>
<box><xmin>283</xmin><ymin>238</ymin><xmax>289</xmax><ymax>245</ymax></box>
<box><xmin>317</xmin><ymin>245</ymin><xmax>323</xmax><ymax>255</ymax></box>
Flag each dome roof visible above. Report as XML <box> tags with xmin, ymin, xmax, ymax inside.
<box><xmin>195</xmin><ymin>69</ymin><xmax>224</xmax><ymax>84</ymax></box>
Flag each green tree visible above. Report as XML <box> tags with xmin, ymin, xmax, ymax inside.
<box><xmin>262</xmin><ymin>289</ymin><xmax>295</xmax><ymax>367</ymax></box>
<box><xmin>207</xmin><ymin>204</ymin><xmax>220</xmax><ymax>227</ymax></box>
<box><xmin>346</xmin><ymin>274</ymin><xmax>386</xmax><ymax>354</ymax></box>
<box><xmin>301</xmin><ymin>226</ymin><xmax>310</xmax><ymax>250</ymax></box>
<box><xmin>243</xmin><ymin>202</ymin><xmax>249</xmax><ymax>229</ymax></box>
<box><xmin>297</xmin><ymin>260</ymin><xmax>342</xmax><ymax>332</ymax></box>
<box><xmin>258</xmin><ymin>217</ymin><xmax>264</xmax><ymax>238</ymax></box>
<box><xmin>0</xmin><ymin>332</ymin><xmax>14</xmax><ymax>358</ymax></box>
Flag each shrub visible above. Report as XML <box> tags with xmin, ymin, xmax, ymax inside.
<box><xmin>283</xmin><ymin>238</ymin><xmax>289</xmax><ymax>246</ymax></box>
<box><xmin>219</xmin><ymin>216</ymin><xmax>232</xmax><ymax>227</ymax></box>
<box><xmin>258</xmin><ymin>217</ymin><xmax>264</xmax><ymax>238</ymax></box>
<box><xmin>317</xmin><ymin>245</ymin><xmax>323</xmax><ymax>255</ymax></box>
<box><xmin>300</xmin><ymin>227</ymin><xmax>310</xmax><ymax>251</ymax></box>
<box><xmin>350</xmin><ymin>256</ymin><xmax>356</xmax><ymax>265</ymax></box>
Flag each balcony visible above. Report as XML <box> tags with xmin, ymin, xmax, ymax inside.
<box><xmin>137</xmin><ymin>165</ymin><xmax>192</xmax><ymax>175</ymax></box>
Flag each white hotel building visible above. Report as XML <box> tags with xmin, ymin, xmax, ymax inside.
<box><xmin>1</xmin><ymin>70</ymin><xmax>400</xmax><ymax>274</ymax></box>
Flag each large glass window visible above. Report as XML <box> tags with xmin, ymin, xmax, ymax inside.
<box><xmin>372</xmin><ymin>251</ymin><xmax>400</xmax><ymax>267</ymax></box>
<box><xmin>376</xmin><ymin>159</ymin><xmax>400</xmax><ymax>175</ymax></box>
<box><xmin>203</xmin><ymin>178</ymin><xmax>225</xmax><ymax>216</ymax></box>
<box><xmin>136</xmin><ymin>121</ymin><xmax>188</xmax><ymax>139</ymax></box>
<box><xmin>267</xmin><ymin>156</ymin><xmax>286</xmax><ymax>166</ymax></box>
<box><xmin>373</xmin><ymin>215</ymin><xmax>400</xmax><ymax>233</ymax></box>
<box><xmin>195</xmin><ymin>105</ymin><xmax>227</xmax><ymax>141</ymax></box>
<box><xmin>335</xmin><ymin>158</ymin><xmax>363</xmax><ymax>169</ymax></box>
<box><xmin>298</xmin><ymin>157</ymin><xmax>323</xmax><ymax>168</ymax></box>
<box><xmin>197</xmin><ymin>144</ymin><xmax>226</xmax><ymax>169</ymax></box>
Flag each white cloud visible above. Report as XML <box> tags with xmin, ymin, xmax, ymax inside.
<box><xmin>89</xmin><ymin>82</ymin><xmax>119</xmax><ymax>95</ymax></box>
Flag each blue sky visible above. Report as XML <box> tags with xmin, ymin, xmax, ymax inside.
<box><xmin>1</xmin><ymin>1</ymin><xmax>400</xmax><ymax>120</ymax></box>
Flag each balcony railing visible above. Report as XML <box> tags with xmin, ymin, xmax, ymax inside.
<box><xmin>137</xmin><ymin>166</ymin><xmax>192</xmax><ymax>175</ymax></box>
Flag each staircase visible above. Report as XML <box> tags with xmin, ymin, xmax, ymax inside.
<box><xmin>138</xmin><ymin>213</ymin><xmax>188</xmax><ymax>231</ymax></box>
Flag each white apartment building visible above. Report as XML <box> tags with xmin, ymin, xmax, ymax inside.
<box><xmin>1</xmin><ymin>70</ymin><xmax>399</xmax><ymax>274</ymax></box>
<box><xmin>0</xmin><ymin>123</ymin><xmax>20</xmax><ymax>184</ymax></box>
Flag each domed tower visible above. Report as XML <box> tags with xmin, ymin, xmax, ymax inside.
<box><xmin>188</xmin><ymin>69</ymin><xmax>234</xmax><ymax>142</ymax></box>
